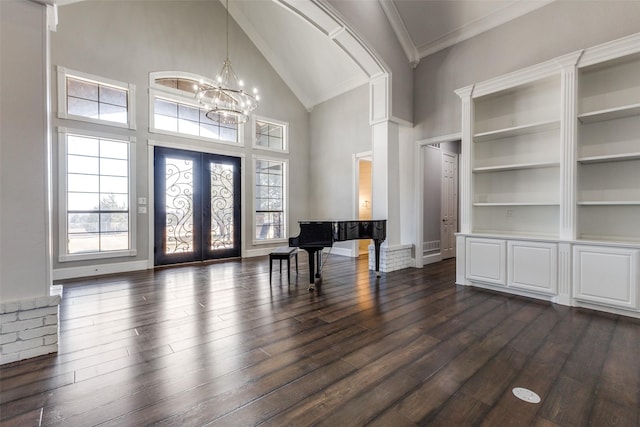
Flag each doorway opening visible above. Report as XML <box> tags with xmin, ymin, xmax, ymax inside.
<box><xmin>419</xmin><ymin>139</ymin><xmax>461</xmax><ymax>266</ymax></box>
<box><xmin>154</xmin><ymin>146</ymin><xmax>241</xmax><ymax>266</ymax></box>
<box><xmin>358</xmin><ymin>158</ymin><xmax>372</xmax><ymax>255</ymax></box>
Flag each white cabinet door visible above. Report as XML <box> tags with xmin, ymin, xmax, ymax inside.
<box><xmin>573</xmin><ymin>245</ymin><xmax>639</xmax><ymax>310</ymax></box>
<box><xmin>508</xmin><ymin>241</ymin><xmax>557</xmax><ymax>295</ymax></box>
<box><xmin>466</xmin><ymin>238</ymin><xmax>506</xmax><ymax>286</ymax></box>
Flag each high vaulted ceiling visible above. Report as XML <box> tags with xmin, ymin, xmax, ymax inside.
<box><xmin>56</xmin><ymin>0</ymin><xmax>554</xmax><ymax>110</ymax></box>
<box><xmin>230</xmin><ymin>0</ymin><xmax>554</xmax><ymax>110</ymax></box>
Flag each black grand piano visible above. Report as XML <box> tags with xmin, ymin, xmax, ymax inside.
<box><xmin>289</xmin><ymin>220</ymin><xmax>386</xmax><ymax>289</ymax></box>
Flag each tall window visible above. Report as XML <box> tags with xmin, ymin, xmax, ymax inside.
<box><xmin>59</xmin><ymin>128</ymin><xmax>136</xmax><ymax>261</ymax></box>
<box><xmin>253</xmin><ymin>116</ymin><xmax>288</xmax><ymax>152</ymax></box>
<box><xmin>254</xmin><ymin>157</ymin><xmax>287</xmax><ymax>242</ymax></box>
<box><xmin>149</xmin><ymin>73</ymin><xmax>241</xmax><ymax>145</ymax></box>
<box><xmin>57</xmin><ymin>67</ymin><xmax>136</xmax><ymax>129</ymax></box>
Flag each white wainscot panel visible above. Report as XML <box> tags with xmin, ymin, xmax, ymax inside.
<box><xmin>466</xmin><ymin>238</ymin><xmax>506</xmax><ymax>286</ymax></box>
<box><xmin>508</xmin><ymin>241</ymin><xmax>558</xmax><ymax>295</ymax></box>
<box><xmin>573</xmin><ymin>245</ymin><xmax>639</xmax><ymax>310</ymax></box>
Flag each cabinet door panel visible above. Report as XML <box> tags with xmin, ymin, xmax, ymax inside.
<box><xmin>573</xmin><ymin>246</ymin><xmax>639</xmax><ymax>310</ymax></box>
<box><xmin>508</xmin><ymin>241</ymin><xmax>557</xmax><ymax>294</ymax></box>
<box><xmin>466</xmin><ymin>238</ymin><xmax>506</xmax><ymax>285</ymax></box>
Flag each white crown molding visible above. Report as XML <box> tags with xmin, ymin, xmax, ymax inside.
<box><xmin>276</xmin><ymin>0</ymin><xmax>342</xmax><ymax>37</ymax></box>
<box><xmin>314</xmin><ymin>0</ymin><xmax>389</xmax><ymax>78</ymax></box>
<box><xmin>454</xmin><ymin>84</ymin><xmax>474</xmax><ymax>100</ymax></box>
<box><xmin>470</xmin><ymin>49</ymin><xmax>585</xmax><ymax>98</ymax></box>
<box><xmin>471</xmin><ymin>56</ymin><xmax>561</xmax><ymax>98</ymax></box>
<box><xmin>378</xmin><ymin>0</ymin><xmax>420</xmax><ymax>68</ymax></box>
<box><xmin>578</xmin><ymin>31</ymin><xmax>640</xmax><ymax>68</ymax></box>
<box><xmin>333</xmin><ymin>27</ymin><xmax>387</xmax><ymax>78</ymax></box>
<box><xmin>417</xmin><ymin>0</ymin><xmax>555</xmax><ymax>59</ymax></box>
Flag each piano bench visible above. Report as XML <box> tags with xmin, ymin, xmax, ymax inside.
<box><xmin>269</xmin><ymin>247</ymin><xmax>298</xmax><ymax>284</ymax></box>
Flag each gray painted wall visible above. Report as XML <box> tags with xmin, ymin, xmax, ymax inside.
<box><xmin>307</xmin><ymin>83</ymin><xmax>370</xmax><ymax>243</ymax></box>
<box><xmin>50</xmin><ymin>0</ymin><xmax>310</xmax><ymax>270</ymax></box>
<box><xmin>1</xmin><ymin>0</ymin><xmax>50</xmax><ymax>301</ymax></box>
<box><xmin>398</xmin><ymin>125</ymin><xmax>415</xmax><ymax>245</ymax></box>
<box><xmin>423</xmin><ymin>147</ymin><xmax>442</xmax><ymax>245</ymax></box>
<box><xmin>422</xmin><ymin>142</ymin><xmax>460</xmax><ymax>248</ymax></box>
<box><xmin>329</xmin><ymin>0</ymin><xmax>413</xmax><ymax>124</ymax></box>
<box><xmin>414</xmin><ymin>0</ymin><xmax>640</xmax><ymax>140</ymax></box>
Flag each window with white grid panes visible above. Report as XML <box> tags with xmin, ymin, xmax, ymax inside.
<box><xmin>254</xmin><ymin>158</ymin><xmax>286</xmax><ymax>242</ymax></box>
<box><xmin>254</xmin><ymin>117</ymin><xmax>288</xmax><ymax>153</ymax></box>
<box><xmin>57</xmin><ymin>67</ymin><xmax>135</xmax><ymax>129</ymax></box>
<box><xmin>59</xmin><ymin>129</ymin><xmax>136</xmax><ymax>261</ymax></box>
<box><xmin>150</xmin><ymin>75</ymin><xmax>240</xmax><ymax>145</ymax></box>
<box><xmin>152</xmin><ymin>96</ymin><xmax>238</xmax><ymax>143</ymax></box>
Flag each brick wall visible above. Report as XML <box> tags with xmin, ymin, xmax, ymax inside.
<box><xmin>369</xmin><ymin>244</ymin><xmax>414</xmax><ymax>273</ymax></box>
<box><xmin>0</xmin><ymin>294</ymin><xmax>61</xmax><ymax>365</ymax></box>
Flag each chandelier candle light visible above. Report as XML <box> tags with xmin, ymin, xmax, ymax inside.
<box><xmin>195</xmin><ymin>0</ymin><xmax>259</xmax><ymax>125</ymax></box>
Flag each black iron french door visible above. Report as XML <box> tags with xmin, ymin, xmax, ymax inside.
<box><xmin>154</xmin><ymin>147</ymin><xmax>241</xmax><ymax>266</ymax></box>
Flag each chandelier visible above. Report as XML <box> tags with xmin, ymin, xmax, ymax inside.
<box><xmin>195</xmin><ymin>0</ymin><xmax>259</xmax><ymax>125</ymax></box>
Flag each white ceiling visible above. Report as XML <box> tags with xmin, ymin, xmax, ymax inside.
<box><xmin>230</xmin><ymin>0</ymin><xmax>371</xmax><ymax>110</ymax></box>
<box><xmin>55</xmin><ymin>0</ymin><xmax>554</xmax><ymax>110</ymax></box>
<box><xmin>231</xmin><ymin>0</ymin><xmax>554</xmax><ymax>109</ymax></box>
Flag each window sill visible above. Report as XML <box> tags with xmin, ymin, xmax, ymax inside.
<box><xmin>252</xmin><ymin>238</ymin><xmax>288</xmax><ymax>246</ymax></box>
<box><xmin>59</xmin><ymin>249</ymin><xmax>137</xmax><ymax>263</ymax></box>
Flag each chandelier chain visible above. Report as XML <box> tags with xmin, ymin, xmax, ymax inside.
<box><xmin>195</xmin><ymin>0</ymin><xmax>259</xmax><ymax>125</ymax></box>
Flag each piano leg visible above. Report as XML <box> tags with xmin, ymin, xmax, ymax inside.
<box><xmin>374</xmin><ymin>239</ymin><xmax>382</xmax><ymax>277</ymax></box>
<box><xmin>304</xmin><ymin>248</ymin><xmax>318</xmax><ymax>291</ymax></box>
<box><xmin>315</xmin><ymin>250</ymin><xmax>322</xmax><ymax>278</ymax></box>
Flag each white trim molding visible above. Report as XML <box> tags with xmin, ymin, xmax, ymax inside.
<box><xmin>52</xmin><ymin>260</ymin><xmax>148</xmax><ymax>281</ymax></box>
<box><xmin>57</xmin><ymin>127</ymin><xmax>137</xmax><ymax>263</ymax></box>
<box><xmin>416</xmin><ymin>0</ymin><xmax>555</xmax><ymax>59</ymax></box>
<box><xmin>414</xmin><ymin>132</ymin><xmax>461</xmax><ymax>268</ymax></box>
<box><xmin>57</xmin><ymin>66</ymin><xmax>136</xmax><ymax>130</ymax></box>
<box><xmin>378</xmin><ymin>0</ymin><xmax>419</xmax><ymax>68</ymax></box>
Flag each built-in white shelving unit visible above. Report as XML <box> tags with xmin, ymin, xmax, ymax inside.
<box><xmin>473</xmin><ymin>119</ymin><xmax>560</xmax><ymax>142</ymax></box>
<box><xmin>455</xmin><ymin>32</ymin><xmax>640</xmax><ymax>318</ymax></box>
<box><xmin>470</xmin><ymin>75</ymin><xmax>561</xmax><ymax>239</ymax></box>
<box><xmin>577</xmin><ymin>50</ymin><xmax>640</xmax><ymax>244</ymax></box>
<box><xmin>577</xmin><ymin>103</ymin><xmax>640</xmax><ymax>123</ymax></box>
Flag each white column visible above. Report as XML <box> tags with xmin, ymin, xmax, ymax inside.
<box><xmin>555</xmin><ymin>51</ymin><xmax>582</xmax><ymax>306</ymax></box>
<box><xmin>455</xmin><ymin>85</ymin><xmax>474</xmax><ymax>235</ymax></box>
<box><xmin>556</xmin><ymin>51</ymin><xmax>583</xmax><ymax>240</ymax></box>
<box><xmin>368</xmin><ymin>74</ymin><xmax>414</xmax><ymax>272</ymax></box>
<box><xmin>371</xmin><ymin>120</ymin><xmax>400</xmax><ymax>246</ymax></box>
<box><xmin>557</xmin><ymin>243</ymin><xmax>572</xmax><ymax>306</ymax></box>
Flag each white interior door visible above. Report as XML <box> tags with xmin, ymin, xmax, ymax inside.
<box><xmin>441</xmin><ymin>152</ymin><xmax>458</xmax><ymax>259</ymax></box>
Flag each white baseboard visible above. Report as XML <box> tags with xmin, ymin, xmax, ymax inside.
<box><xmin>53</xmin><ymin>246</ymin><xmax>357</xmax><ymax>280</ymax></box>
<box><xmin>326</xmin><ymin>247</ymin><xmax>353</xmax><ymax>258</ymax></box>
<box><xmin>243</xmin><ymin>247</ymin><xmax>280</xmax><ymax>258</ymax></box>
<box><xmin>422</xmin><ymin>252</ymin><xmax>442</xmax><ymax>265</ymax></box>
<box><xmin>53</xmin><ymin>260</ymin><xmax>148</xmax><ymax>280</ymax></box>
<box><xmin>244</xmin><ymin>246</ymin><xmax>355</xmax><ymax>259</ymax></box>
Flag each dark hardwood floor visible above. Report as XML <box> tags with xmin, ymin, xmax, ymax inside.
<box><xmin>1</xmin><ymin>255</ymin><xmax>639</xmax><ymax>426</ymax></box>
